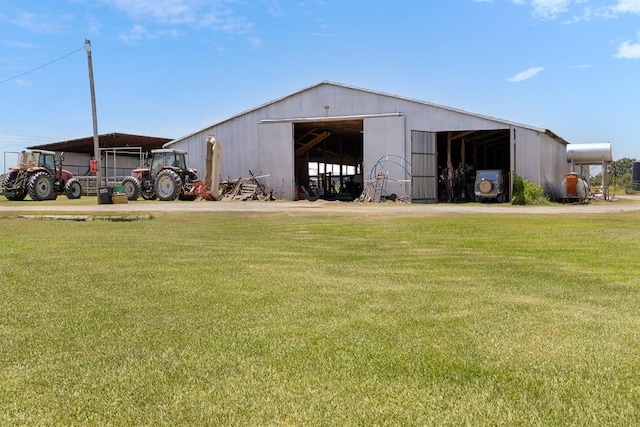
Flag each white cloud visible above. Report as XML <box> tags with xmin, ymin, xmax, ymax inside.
<box><xmin>615</xmin><ymin>39</ymin><xmax>640</xmax><ymax>58</ymax></box>
<box><xmin>14</xmin><ymin>79</ymin><xmax>32</xmax><ymax>86</ymax></box>
<box><xmin>507</xmin><ymin>67</ymin><xmax>545</xmax><ymax>82</ymax></box>
<box><xmin>2</xmin><ymin>41</ymin><xmax>39</xmax><ymax>49</ymax></box>
<box><xmin>102</xmin><ymin>0</ymin><xmax>253</xmax><ymax>34</ymax></box>
<box><xmin>9</xmin><ymin>10</ymin><xmax>69</xmax><ymax>33</ymax></box>
<box><xmin>119</xmin><ymin>24</ymin><xmax>152</xmax><ymax>43</ymax></box>
<box><xmin>119</xmin><ymin>24</ymin><xmax>179</xmax><ymax>43</ymax></box>
<box><xmin>531</xmin><ymin>0</ymin><xmax>572</xmax><ymax>20</ymax></box>
<box><xmin>511</xmin><ymin>0</ymin><xmax>602</xmax><ymax>21</ymax></box>
<box><xmin>612</xmin><ymin>0</ymin><xmax>640</xmax><ymax>15</ymax></box>
<box><xmin>104</xmin><ymin>0</ymin><xmax>196</xmax><ymax>24</ymax></box>
<box><xmin>248</xmin><ymin>37</ymin><xmax>263</xmax><ymax>49</ymax></box>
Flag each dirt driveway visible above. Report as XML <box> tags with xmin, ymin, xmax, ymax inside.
<box><xmin>2</xmin><ymin>196</ymin><xmax>640</xmax><ymax>215</ymax></box>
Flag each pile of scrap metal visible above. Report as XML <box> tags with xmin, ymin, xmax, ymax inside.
<box><xmin>220</xmin><ymin>172</ymin><xmax>274</xmax><ymax>201</ymax></box>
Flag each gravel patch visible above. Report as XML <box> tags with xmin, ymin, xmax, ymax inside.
<box><xmin>2</xmin><ymin>196</ymin><xmax>640</xmax><ymax>215</ymax></box>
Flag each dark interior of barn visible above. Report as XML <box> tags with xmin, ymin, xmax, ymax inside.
<box><xmin>436</xmin><ymin>129</ymin><xmax>510</xmax><ymax>202</ymax></box>
<box><xmin>292</xmin><ymin>122</ymin><xmax>510</xmax><ymax>203</ymax></box>
<box><xmin>293</xmin><ymin>120</ymin><xmax>364</xmax><ymax>201</ymax></box>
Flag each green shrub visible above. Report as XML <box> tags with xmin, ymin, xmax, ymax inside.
<box><xmin>616</xmin><ymin>174</ymin><xmax>639</xmax><ymax>194</ymax></box>
<box><xmin>512</xmin><ymin>174</ymin><xmax>550</xmax><ymax>205</ymax></box>
<box><xmin>512</xmin><ymin>174</ymin><xmax>526</xmax><ymax>205</ymax></box>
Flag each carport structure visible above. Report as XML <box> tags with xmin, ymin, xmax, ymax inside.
<box><xmin>27</xmin><ymin>133</ymin><xmax>172</xmax><ymax>177</ymax></box>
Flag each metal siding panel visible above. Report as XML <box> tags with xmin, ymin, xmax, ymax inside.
<box><xmin>363</xmin><ymin>115</ymin><xmax>406</xmax><ymax>170</ymax></box>
<box><xmin>411</xmin><ymin>130</ymin><xmax>437</xmax><ymax>203</ymax></box>
<box><xmin>362</xmin><ymin>116</ymin><xmax>409</xmax><ymax>200</ymax></box>
<box><xmin>413</xmin><ymin>177</ymin><xmax>437</xmax><ymax>200</ymax></box>
<box><xmin>62</xmin><ymin>152</ymin><xmax>91</xmax><ymax>176</ymax></box>
<box><xmin>178</xmin><ymin>117</ymin><xmax>264</xmax><ymax>185</ymax></box>
<box><xmin>513</xmin><ymin>127</ymin><xmax>541</xmax><ymax>183</ymax></box>
<box><xmin>540</xmin><ymin>133</ymin><xmax>569</xmax><ymax>188</ymax></box>
<box><xmin>258</xmin><ymin>122</ymin><xmax>294</xmax><ymax>199</ymax></box>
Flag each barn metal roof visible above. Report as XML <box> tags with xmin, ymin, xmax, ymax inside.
<box><xmin>28</xmin><ymin>132</ymin><xmax>172</xmax><ymax>155</ymax></box>
<box><xmin>165</xmin><ymin>80</ymin><xmax>569</xmax><ymax>147</ymax></box>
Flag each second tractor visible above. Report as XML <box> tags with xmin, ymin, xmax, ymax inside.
<box><xmin>121</xmin><ymin>149</ymin><xmax>199</xmax><ymax>201</ymax></box>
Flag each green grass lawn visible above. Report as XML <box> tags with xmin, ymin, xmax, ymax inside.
<box><xmin>1</xmin><ymin>210</ymin><xmax>639</xmax><ymax>426</ymax></box>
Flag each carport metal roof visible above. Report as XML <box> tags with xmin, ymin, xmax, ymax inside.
<box><xmin>28</xmin><ymin>133</ymin><xmax>172</xmax><ymax>155</ymax></box>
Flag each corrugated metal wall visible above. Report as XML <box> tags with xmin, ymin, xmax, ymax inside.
<box><xmin>363</xmin><ymin>115</ymin><xmax>406</xmax><ymax>174</ymax></box>
<box><xmin>411</xmin><ymin>131</ymin><xmax>437</xmax><ymax>203</ymax></box>
<box><xmin>512</xmin><ymin>127</ymin><xmax>568</xmax><ymax>192</ymax></box>
<box><xmin>258</xmin><ymin>122</ymin><xmax>294</xmax><ymax>199</ymax></box>
<box><xmin>62</xmin><ymin>152</ymin><xmax>91</xmax><ymax>176</ymax></box>
<box><xmin>512</xmin><ymin>127</ymin><xmax>542</xmax><ymax>182</ymax></box>
<box><xmin>540</xmin><ymin>133</ymin><xmax>569</xmax><ymax>190</ymax></box>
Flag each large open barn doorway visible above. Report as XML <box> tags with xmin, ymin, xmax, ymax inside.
<box><xmin>293</xmin><ymin>120</ymin><xmax>364</xmax><ymax>201</ymax></box>
<box><xmin>436</xmin><ymin>129</ymin><xmax>510</xmax><ymax>202</ymax></box>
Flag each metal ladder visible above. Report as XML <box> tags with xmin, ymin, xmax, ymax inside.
<box><xmin>372</xmin><ymin>173</ymin><xmax>387</xmax><ymax>202</ymax></box>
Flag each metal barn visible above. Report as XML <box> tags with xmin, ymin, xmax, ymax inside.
<box><xmin>166</xmin><ymin>81</ymin><xmax>569</xmax><ymax>202</ymax></box>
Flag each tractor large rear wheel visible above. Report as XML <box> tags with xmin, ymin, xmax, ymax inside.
<box><xmin>154</xmin><ymin>169</ymin><xmax>182</xmax><ymax>201</ymax></box>
<box><xmin>121</xmin><ymin>176</ymin><xmax>142</xmax><ymax>201</ymax></box>
<box><xmin>28</xmin><ymin>172</ymin><xmax>55</xmax><ymax>201</ymax></box>
<box><xmin>64</xmin><ymin>178</ymin><xmax>82</xmax><ymax>199</ymax></box>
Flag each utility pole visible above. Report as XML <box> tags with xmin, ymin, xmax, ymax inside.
<box><xmin>84</xmin><ymin>39</ymin><xmax>101</xmax><ymax>203</ymax></box>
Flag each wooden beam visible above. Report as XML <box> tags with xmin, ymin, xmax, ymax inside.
<box><xmin>295</xmin><ymin>131</ymin><xmax>331</xmax><ymax>157</ymax></box>
<box><xmin>450</xmin><ymin>130</ymin><xmax>475</xmax><ymax>141</ymax></box>
<box><xmin>295</xmin><ymin>128</ymin><xmax>320</xmax><ymax>144</ymax></box>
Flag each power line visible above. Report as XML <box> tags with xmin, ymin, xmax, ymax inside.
<box><xmin>0</xmin><ymin>45</ymin><xmax>84</xmax><ymax>85</ymax></box>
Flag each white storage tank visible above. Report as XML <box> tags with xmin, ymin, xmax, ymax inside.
<box><xmin>560</xmin><ymin>172</ymin><xmax>589</xmax><ymax>202</ymax></box>
<box><xmin>566</xmin><ymin>143</ymin><xmax>612</xmax><ymax>163</ymax></box>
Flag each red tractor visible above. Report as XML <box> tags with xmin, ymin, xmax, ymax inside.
<box><xmin>121</xmin><ymin>149</ymin><xmax>198</xmax><ymax>201</ymax></box>
<box><xmin>1</xmin><ymin>150</ymin><xmax>82</xmax><ymax>201</ymax></box>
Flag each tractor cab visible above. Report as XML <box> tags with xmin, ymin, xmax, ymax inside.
<box><xmin>150</xmin><ymin>149</ymin><xmax>188</xmax><ymax>175</ymax></box>
<box><xmin>16</xmin><ymin>150</ymin><xmax>56</xmax><ymax>172</ymax></box>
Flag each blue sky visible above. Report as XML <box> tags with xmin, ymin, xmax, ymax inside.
<box><xmin>1</xmin><ymin>0</ymin><xmax>639</xmax><ymax>163</ymax></box>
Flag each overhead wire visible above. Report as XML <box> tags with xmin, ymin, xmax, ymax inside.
<box><xmin>0</xmin><ymin>45</ymin><xmax>84</xmax><ymax>85</ymax></box>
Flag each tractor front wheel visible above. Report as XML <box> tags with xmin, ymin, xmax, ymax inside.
<box><xmin>64</xmin><ymin>178</ymin><xmax>83</xmax><ymax>199</ymax></box>
<box><xmin>2</xmin><ymin>172</ymin><xmax>26</xmax><ymax>200</ymax></box>
<box><xmin>122</xmin><ymin>176</ymin><xmax>142</xmax><ymax>201</ymax></box>
<box><xmin>154</xmin><ymin>169</ymin><xmax>182</xmax><ymax>201</ymax></box>
<box><xmin>28</xmin><ymin>172</ymin><xmax>55</xmax><ymax>201</ymax></box>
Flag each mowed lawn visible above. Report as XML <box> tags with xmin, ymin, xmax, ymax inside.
<box><xmin>0</xmin><ymin>209</ymin><xmax>639</xmax><ymax>426</ymax></box>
